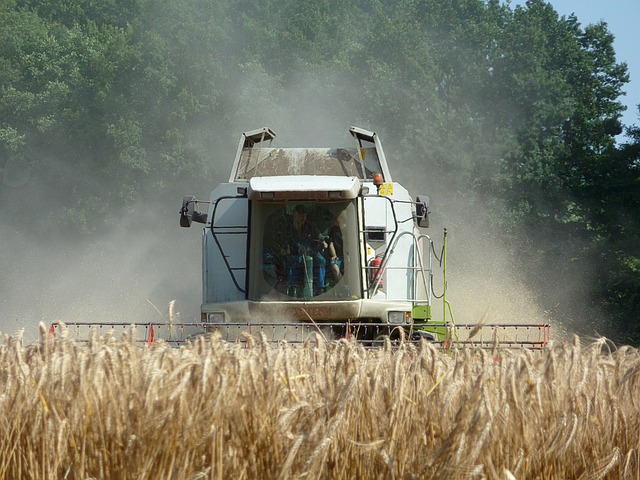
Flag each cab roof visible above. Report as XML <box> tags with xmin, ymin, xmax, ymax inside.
<box><xmin>228</xmin><ymin>126</ymin><xmax>392</xmax><ymax>183</ymax></box>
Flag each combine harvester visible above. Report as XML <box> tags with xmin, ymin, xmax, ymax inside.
<box><xmin>51</xmin><ymin>127</ymin><xmax>550</xmax><ymax>349</ymax></box>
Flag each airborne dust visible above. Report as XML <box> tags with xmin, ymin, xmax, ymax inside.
<box><xmin>0</xmin><ymin>26</ymin><xmax>600</xmax><ymax>345</ymax></box>
<box><xmin>1</xmin><ymin>114</ymin><xmax>581</xmax><ymax>345</ymax></box>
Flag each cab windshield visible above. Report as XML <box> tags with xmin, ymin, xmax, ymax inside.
<box><xmin>249</xmin><ymin>200</ymin><xmax>360</xmax><ymax>300</ymax></box>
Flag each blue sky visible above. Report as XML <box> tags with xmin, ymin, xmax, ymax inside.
<box><xmin>509</xmin><ymin>0</ymin><xmax>639</xmax><ymax>139</ymax></box>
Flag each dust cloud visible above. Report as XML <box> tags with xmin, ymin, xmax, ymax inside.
<box><xmin>0</xmin><ymin>205</ymin><xmax>201</xmax><ymax>343</ymax></box>
<box><xmin>0</xmin><ymin>12</ymin><xmax>604</xmax><ymax>346</ymax></box>
<box><xmin>0</xmin><ymin>121</ymin><xmax>588</xmax><ymax>345</ymax></box>
<box><xmin>399</xmin><ymin>180</ymin><xmax>562</xmax><ymax>341</ymax></box>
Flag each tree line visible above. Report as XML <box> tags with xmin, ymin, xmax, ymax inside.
<box><xmin>1</xmin><ymin>0</ymin><xmax>638</xmax><ymax>342</ymax></box>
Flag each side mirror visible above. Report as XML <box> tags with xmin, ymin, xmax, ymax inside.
<box><xmin>180</xmin><ymin>195</ymin><xmax>196</xmax><ymax>227</ymax></box>
<box><xmin>416</xmin><ymin>195</ymin><xmax>430</xmax><ymax>228</ymax></box>
<box><xmin>180</xmin><ymin>194</ymin><xmax>209</xmax><ymax>227</ymax></box>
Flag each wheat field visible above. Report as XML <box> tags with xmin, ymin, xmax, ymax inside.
<box><xmin>0</xmin><ymin>323</ymin><xmax>638</xmax><ymax>479</ymax></box>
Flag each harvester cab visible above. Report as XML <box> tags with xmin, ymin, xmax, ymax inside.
<box><xmin>177</xmin><ymin>126</ymin><xmax>453</xmax><ymax>344</ymax></box>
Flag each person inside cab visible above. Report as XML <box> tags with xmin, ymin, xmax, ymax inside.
<box><xmin>264</xmin><ymin>203</ymin><xmax>327</xmax><ymax>298</ymax></box>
